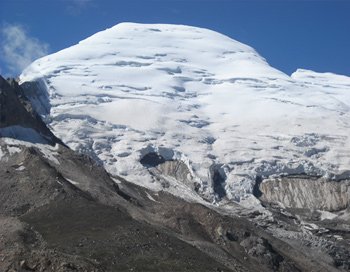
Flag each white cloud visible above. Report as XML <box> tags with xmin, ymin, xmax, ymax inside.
<box><xmin>0</xmin><ymin>24</ymin><xmax>49</xmax><ymax>75</ymax></box>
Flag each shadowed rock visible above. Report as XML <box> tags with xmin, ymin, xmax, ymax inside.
<box><xmin>0</xmin><ymin>76</ymin><xmax>63</xmax><ymax>145</ymax></box>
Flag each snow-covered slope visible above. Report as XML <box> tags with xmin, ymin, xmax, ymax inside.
<box><xmin>20</xmin><ymin>23</ymin><xmax>350</xmax><ymax>206</ymax></box>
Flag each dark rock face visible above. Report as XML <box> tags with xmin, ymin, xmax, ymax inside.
<box><xmin>0</xmin><ymin>76</ymin><xmax>63</xmax><ymax>145</ymax></box>
<box><xmin>211</xmin><ymin>166</ymin><xmax>227</xmax><ymax>199</ymax></box>
<box><xmin>140</xmin><ymin>152</ymin><xmax>166</xmax><ymax>167</ymax></box>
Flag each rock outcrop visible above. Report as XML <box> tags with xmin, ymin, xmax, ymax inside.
<box><xmin>259</xmin><ymin>176</ymin><xmax>350</xmax><ymax>212</ymax></box>
<box><xmin>0</xmin><ymin>76</ymin><xmax>63</xmax><ymax>145</ymax></box>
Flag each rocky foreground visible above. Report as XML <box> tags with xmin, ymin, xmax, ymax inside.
<box><xmin>1</xmin><ymin>76</ymin><xmax>350</xmax><ymax>271</ymax></box>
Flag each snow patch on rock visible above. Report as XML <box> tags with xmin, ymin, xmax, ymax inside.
<box><xmin>0</xmin><ymin>137</ymin><xmax>60</xmax><ymax>165</ymax></box>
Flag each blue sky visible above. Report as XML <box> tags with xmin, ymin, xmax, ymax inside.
<box><xmin>1</xmin><ymin>0</ymin><xmax>349</xmax><ymax>77</ymax></box>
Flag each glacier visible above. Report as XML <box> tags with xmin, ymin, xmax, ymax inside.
<box><xmin>19</xmin><ymin>22</ymin><xmax>350</xmax><ymax>207</ymax></box>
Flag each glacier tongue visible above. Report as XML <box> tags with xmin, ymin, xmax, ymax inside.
<box><xmin>19</xmin><ymin>22</ymin><xmax>350</xmax><ymax>206</ymax></box>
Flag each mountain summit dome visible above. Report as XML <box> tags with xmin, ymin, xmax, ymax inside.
<box><xmin>20</xmin><ymin>23</ymin><xmax>350</xmax><ymax>206</ymax></box>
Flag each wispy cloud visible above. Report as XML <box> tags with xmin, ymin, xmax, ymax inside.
<box><xmin>0</xmin><ymin>24</ymin><xmax>49</xmax><ymax>75</ymax></box>
<box><xmin>64</xmin><ymin>0</ymin><xmax>95</xmax><ymax>15</ymax></box>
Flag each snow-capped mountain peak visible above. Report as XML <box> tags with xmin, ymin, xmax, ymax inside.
<box><xmin>20</xmin><ymin>23</ymin><xmax>350</xmax><ymax>206</ymax></box>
